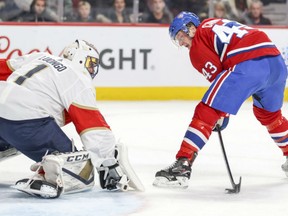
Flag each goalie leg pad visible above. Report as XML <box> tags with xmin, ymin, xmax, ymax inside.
<box><xmin>43</xmin><ymin>151</ymin><xmax>95</xmax><ymax>194</ymax></box>
<box><xmin>14</xmin><ymin>151</ymin><xmax>95</xmax><ymax>198</ymax></box>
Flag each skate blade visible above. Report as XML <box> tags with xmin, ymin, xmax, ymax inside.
<box><xmin>153</xmin><ymin>176</ymin><xmax>189</xmax><ymax>189</ymax></box>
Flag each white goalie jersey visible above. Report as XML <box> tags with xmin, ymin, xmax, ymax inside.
<box><xmin>0</xmin><ymin>52</ymin><xmax>115</xmax><ymax>167</ymax></box>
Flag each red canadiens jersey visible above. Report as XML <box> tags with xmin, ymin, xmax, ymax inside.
<box><xmin>190</xmin><ymin>18</ymin><xmax>280</xmax><ymax>82</ymax></box>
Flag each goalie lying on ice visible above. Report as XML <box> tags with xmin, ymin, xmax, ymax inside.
<box><xmin>0</xmin><ymin>39</ymin><xmax>144</xmax><ymax>198</ymax></box>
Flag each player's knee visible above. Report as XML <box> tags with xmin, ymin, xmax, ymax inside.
<box><xmin>253</xmin><ymin>105</ymin><xmax>282</xmax><ymax>127</ymax></box>
<box><xmin>193</xmin><ymin>102</ymin><xmax>227</xmax><ymax>135</ymax></box>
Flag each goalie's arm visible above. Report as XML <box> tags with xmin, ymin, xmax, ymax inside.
<box><xmin>1</xmin><ymin>53</ymin><xmax>47</xmax><ymax>81</ymax></box>
<box><xmin>67</xmin><ymin>101</ymin><xmax>116</xmax><ymax>167</ymax></box>
<box><xmin>0</xmin><ymin>59</ymin><xmax>13</xmax><ymax>80</ymax></box>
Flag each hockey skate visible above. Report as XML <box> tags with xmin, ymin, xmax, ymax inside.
<box><xmin>0</xmin><ymin>143</ymin><xmax>20</xmax><ymax>162</ymax></box>
<box><xmin>281</xmin><ymin>156</ymin><xmax>288</xmax><ymax>177</ymax></box>
<box><xmin>97</xmin><ymin>143</ymin><xmax>145</xmax><ymax>192</ymax></box>
<box><xmin>14</xmin><ymin>178</ymin><xmax>62</xmax><ymax>198</ymax></box>
<box><xmin>153</xmin><ymin>153</ymin><xmax>197</xmax><ymax>189</ymax></box>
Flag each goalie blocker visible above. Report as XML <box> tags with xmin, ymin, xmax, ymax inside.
<box><xmin>97</xmin><ymin>143</ymin><xmax>145</xmax><ymax>192</ymax></box>
<box><xmin>14</xmin><ymin>143</ymin><xmax>144</xmax><ymax>198</ymax></box>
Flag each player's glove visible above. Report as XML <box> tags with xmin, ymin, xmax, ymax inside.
<box><xmin>213</xmin><ymin>115</ymin><xmax>230</xmax><ymax>132</ymax></box>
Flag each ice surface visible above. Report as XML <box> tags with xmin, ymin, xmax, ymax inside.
<box><xmin>1</xmin><ymin>101</ymin><xmax>288</xmax><ymax>216</ymax></box>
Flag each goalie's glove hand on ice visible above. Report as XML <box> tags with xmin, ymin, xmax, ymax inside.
<box><xmin>213</xmin><ymin>114</ymin><xmax>230</xmax><ymax>132</ymax></box>
<box><xmin>97</xmin><ymin>158</ymin><xmax>129</xmax><ymax>191</ymax></box>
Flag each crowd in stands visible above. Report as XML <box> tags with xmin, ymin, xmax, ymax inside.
<box><xmin>0</xmin><ymin>0</ymin><xmax>286</xmax><ymax>25</ymax></box>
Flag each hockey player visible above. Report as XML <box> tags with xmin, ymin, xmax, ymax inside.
<box><xmin>0</xmin><ymin>40</ymin><xmax>144</xmax><ymax>198</ymax></box>
<box><xmin>153</xmin><ymin>11</ymin><xmax>288</xmax><ymax>188</ymax></box>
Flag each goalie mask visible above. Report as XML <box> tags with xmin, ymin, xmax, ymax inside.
<box><xmin>62</xmin><ymin>40</ymin><xmax>100</xmax><ymax>79</ymax></box>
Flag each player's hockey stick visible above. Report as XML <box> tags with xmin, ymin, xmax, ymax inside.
<box><xmin>216</xmin><ymin>124</ymin><xmax>242</xmax><ymax>194</ymax></box>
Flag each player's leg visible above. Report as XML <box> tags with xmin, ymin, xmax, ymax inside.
<box><xmin>154</xmin><ymin>59</ymin><xmax>270</xmax><ymax>188</ymax></box>
<box><xmin>253</xmin><ymin>106</ymin><xmax>288</xmax><ymax>175</ymax></box>
<box><xmin>0</xmin><ymin>117</ymin><xmax>73</xmax><ymax>162</ymax></box>
<box><xmin>251</xmin><ymin>55</ymin><xmax>288</xmax><ymax>176</ymax></box>
<box><xmin>253</xmin><ymin>92</ymin><xmax>287</xmax><ymax>156</ymax></box>
<box><xmin>153</xmin><ymin>102</ymin><xmax>228</xmax><ymax>188</ymax></box>
<box><xmin>0</xmin><ymin>117</ymin><xmax>94</xmax><ymax>198</ymax></box>
<box><xmin>0</xmin><ymin>117</ymin><xmax>142</xmax><ymax>196</ymax></box>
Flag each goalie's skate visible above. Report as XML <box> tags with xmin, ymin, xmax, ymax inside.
<box><xmin>115</xmin><ymin>143</ymin><xmax>145</xmax><ymax>192</ymax></box>
<box><xmin>281</xmin><ymin>156</ymin><xmax>288</xmax><ymax>177</ymax></box>
<box><xmin>13</xmin><ymin>178</ymin><xmax>62</xmax><ymax>198</ymax></box>
<box><xmin>0</xmin><ymin>145</ymin><xmax>20</xmax><ymax>162</ymax></box>
<box><xmin>153</xmin><ymin>156</ymin><xmax>196</xmax><ymax>189</ymax></box>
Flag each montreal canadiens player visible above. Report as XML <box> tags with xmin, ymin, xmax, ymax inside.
<box><xmin>0</xmin><ymin>40</ymin><xmax>144</xmax><ymax>197</ymax></box>
<box><xmin>153</xmin><ymin>11</ymin><xmax>288</xmax><ymax>188</ymax></box>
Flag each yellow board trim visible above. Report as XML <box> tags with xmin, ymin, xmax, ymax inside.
<box><xmin>96</xmin><ymin>87</ymin><xmax>288</xmax><ymax>101</ymax></box>
<box><xmin>96</xmin><ymin>87</ymin><xmax>208</xmax><ymax>100</ymax></box>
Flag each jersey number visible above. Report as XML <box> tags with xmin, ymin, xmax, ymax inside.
<box><xmin>202</xmin><ymin>61</ymin><xmax>217</xmax><ymax>80</ymax></box>
<box><xmin>212</xmin><ymin>20</ymin><xmax>249</xmax><ymax>44</ymax></box>
<box><xmin>14</xmin><ymin>64</ymin><xmax>47</xmax><ymax>85</ymax></box>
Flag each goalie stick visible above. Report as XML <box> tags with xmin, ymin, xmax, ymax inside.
<box><xmin>116</xmin><ymin>143</ymin><xmax>145</xmax><ymax>192</ymax></box>
<box><xmin>216</xmin><ymin>124</ymin><xmax>242</xmax><ymax>194</ymax></box>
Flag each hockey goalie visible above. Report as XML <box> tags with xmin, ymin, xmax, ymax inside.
<box><xmin>0</xmin><ymin>40</ymin><xmax>144</xmax><ymax>198</ymax></box>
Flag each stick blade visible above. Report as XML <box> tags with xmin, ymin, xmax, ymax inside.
<box><xmin>225</xmin><ymin>176</ymin><xmax>242</xmax><ymax>194</ymax></box>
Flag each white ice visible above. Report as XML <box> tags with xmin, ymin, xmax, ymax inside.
<box><xmin>1</xmin><ymin>101</ymin><xmax>288</xmax><ymax>216</ymax></box>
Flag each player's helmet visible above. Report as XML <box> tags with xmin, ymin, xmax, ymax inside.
<box><xmin>62</xmin><ymin>40</ymin><xmax>100</xmax><ymax>79</ymax></box>
<box><xmin>169</xmin><ymin>11</ymin><xmax>200</xmax><ymax>40</ymax></box>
